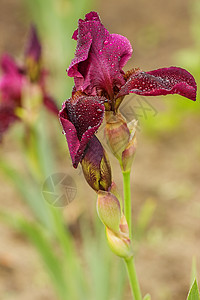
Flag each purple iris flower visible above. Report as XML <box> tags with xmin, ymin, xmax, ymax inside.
<box><xmin>60</xmin><ymin>11</ymin><xmax>197</xmax><ymax>168</ymax></box>
<box><xmin>0</xmin><ymin>26</ymin><xmax>58</xmax><ymax>140</ymax></box>
<box><xmin>68</xmin><ymin>12</ymin><xmax>196</xmax><ymax>104</ymax></box>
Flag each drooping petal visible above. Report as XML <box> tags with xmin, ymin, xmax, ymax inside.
<box><xmin>68</xmin><ymin>11</ymin><xmax>133</xmax><ymax>98</ymax></box>
<box><xmin>116</xmin><ymin>67</ymin><xmax>197</xmax><ymax>101</ymax></box>
<box><xmin>0</xmin><ymin>105</ymin><xmax>19</xmax><ymax>141</ymax></box>
<box><xmin>59</xmin><ymin>93</ymin><xmax>105</xmax><ymax>167</ymax></box>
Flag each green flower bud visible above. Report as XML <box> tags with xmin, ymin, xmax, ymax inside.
<box><xmin>106</xmin><ymin>226</ymin><xmax>133</xmax><ymax>259</ymax></box>
<box><xmin>121</xmin><ymin>120</ymin><xmax>137</xmax><ymax>172</ymax></box>
<box><xmin>105</xmin><ymin>111</ymin><xmax>130</xmax><ymax>162</ymax></box>
<box><xmin>97</xmin><ymin>191</ymin><xmax>121</xmax><ymax>233</ymax></box>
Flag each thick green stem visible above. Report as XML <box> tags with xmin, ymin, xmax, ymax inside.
<box><xmin>122</xmin><ymin>170</ymin><xmax>132</xmax><ymax>238</ymax></box>
<box><xmin>125</xmin><ymin>257</ymin><xmax>142</xmax><ymax>300</ymax></box>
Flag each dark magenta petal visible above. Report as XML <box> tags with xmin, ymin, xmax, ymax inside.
<box><xmin>59</xmin><ymin>94</ymin><xmax>105</xmax><ymax>168</ymax></box>
<box><xmin>0</xmin><ymin>55</ymin><xmax>24</xmax><ymax>105</ymax></box>
<box><xmin>25</xmin><ymin>25</ymin><xmax>41</xmax><ymax>63</ymax></box>
<box><xmin>68</xmin><ymin>11</ymin><xmax>132</xmax><ymax>98</ymax></box>
<box><xmin>0</xmin><ymin>105</ymin><xmax>19</xmax><ymax>141</ymax></box>
<box><xmin>116</xmin><ymin>67</ymin><xmax>197</xmax><ymax>101</ymax></box>
<box><xmin>1</xmin><ymin>55</ymin><xmax>21</xmax><ymax>74</ymax></box>
<box><xmin>43</xmin><ymin>95</ymin><xmax>59</xmax><ymax>115</ymax></box>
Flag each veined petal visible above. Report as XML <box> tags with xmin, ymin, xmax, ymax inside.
<box><xmin>116</xmin><ymin>67</ymin><xmax>197</xmax><ymax>101</ymax></box>
<box><xmin>81</xmin><ymin>136</ymin><xmax>112</xmax><ymax>191</ymax></box>
<box><xmin>68</xmin><ymin>11</ymin><xmax>133</xmax><ymax>98</ymax></box>
<box><xmin>59</xmin><ymin>93</ymin><xmax>105</xmax><ymax>167</ymax></box>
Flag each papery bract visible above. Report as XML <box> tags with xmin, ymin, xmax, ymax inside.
<box><xmin>81</xmin><ymin>136</ymin><xmax>111</xmax><ymax>191</ymax></box>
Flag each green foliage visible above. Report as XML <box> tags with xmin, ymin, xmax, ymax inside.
<box><xmin>143</xmin><ymin>294</ymin><xmax>151</xmax><ymax>300</ymax></box>
<box><xmin>187</xmin><ymin>280</ymin><xmax>200</xmax><ymax>300</ymax></box>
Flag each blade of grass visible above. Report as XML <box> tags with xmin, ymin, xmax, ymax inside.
<box><xmin>0</xmin><ymin>159</ymin><xmax>54</xmax><ymax>231</ymax></box>
<box><xmin>0</xmin><ymin>211</ymin><xmax>77</xmax><ymax>300</ymax></box>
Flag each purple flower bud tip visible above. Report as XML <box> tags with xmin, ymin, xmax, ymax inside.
<box><xmin>25</xmin><ymin>25</ymin><xmax>42</xmax><ymax>63</ymax></box>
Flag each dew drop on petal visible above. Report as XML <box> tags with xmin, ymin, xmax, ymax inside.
<box><xmin>104</xmin><ymin>40</ymin><xmax>108</xmax><ymax>45</ymax></box>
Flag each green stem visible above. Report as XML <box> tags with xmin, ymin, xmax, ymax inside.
<box><xmin>123</xmin><ymin>170</ymin><xmax>132</xmax><ymax>238</ymax></box>
<box><xmin>123</xmin><ymin>170</ymin><xmax>142</xmax><ymax>300</ymax></box>
<box><xmin>125</xmin><ymin>257</ymin><xmax>142</xmax><ymax>300</ymax></box>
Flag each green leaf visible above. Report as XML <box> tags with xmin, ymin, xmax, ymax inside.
<box><xmin>0</xmin><ymin>211</ymin><xmax>77</xmax><ymax>300</ymax></box>
<box><xmin>143</xmin><ymin>294</ymin><xmax>151</xmax><ymax>300</ymax></box>
<box><xmin>187</xmin><ymin>279</ymin><xmax>200</xmax><ymax>300</ymax></box>
<box><xmin>0</xmin><ymin>159</ymin><xmax>54</xmax><ymax>231</ymax></box>
<box><xmin>191</xmin><ymin>257</ymin><xmax>197</xmax><ymax>285</ymax></box>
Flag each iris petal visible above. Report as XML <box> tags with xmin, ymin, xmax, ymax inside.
<box><xmin>59</xmin><ymin>94</ymin><xmax>105</xmax><ymax>167</ymax></box>
<box><xmin>116</xmin><ymin>67</ymin><xmax>197</xmax><ymax>101</ymax></box>
<box><xmin>68</xmin><ymin>11</ymin><xmax>133</xmax><ymax>98</ymax></box>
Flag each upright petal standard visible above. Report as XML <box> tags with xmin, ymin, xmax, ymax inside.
<box><xmin>67</xmin><ymin>11</ymin><xmax>196</xmax><ymax>113</ymax></box>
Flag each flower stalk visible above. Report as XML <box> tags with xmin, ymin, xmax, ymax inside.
<box><xmin>125</xmin><ymin>257</ymin><xmax>142</xmax><ymax>300</ymax></box>
<box><xmin>123</xmin><ymin>170</ymin><xmax>132</xmax><ymax>239</ymax></box>
<box><xmin>59</xmin><ymin>10</ymin><xmax>197</xmax><ymax>300</ymax></box>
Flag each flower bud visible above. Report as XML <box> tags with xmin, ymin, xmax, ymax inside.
<box><xmin>121</xmin><ymin>119</ymin><xmax>137</xmax><ymax>172</ymax></box>
<box><xmin>109</xmin><ymin>182</ymin><xmax>123</xmax><ymax>209</ymax></box>
<box><xmin>97</xmin><ymin>190</ymin><xmax>121</xmax><ymax>233</ymax></box>
<box><xmin>81</xmin><ymin>136</ymin><xmax>112</xmax><ymax>191</ymax></box>
<box><xmin>106</xmin><ymin>226</ymin><xmax>133</xmax><ymax>258</ymax></box>
<box><xmin>104</xmin><ymin>111</ymin><xmax>130</xmax><ymax>162</ymax></box>
<box><xmin>25</xmin><ymin>26</ymin><xmax>42</xmax><ymax>82</ymax></box>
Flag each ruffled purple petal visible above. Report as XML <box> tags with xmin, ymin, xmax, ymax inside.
<box><xmin>68</xmin><ymin>11</ymin><xmax>132</xmax><ymax>98</ymax></box>
<box><xmin>0</xmin><ymin>105</ymin><xmax>19</xmax><ymax>141</ymax></box>
<box><xmin>116</xmin><ymin>67</ymin><xmax>197</xmax><ymax>101</ymax></box>
<box><xmin>59</xmin><ymin>94</ymin><xmax>105</xmax><ymax>167</ymax></box>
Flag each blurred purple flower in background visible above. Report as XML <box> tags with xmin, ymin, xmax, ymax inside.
<box><xmin>0</xmin><ymin>26</ymin><xmax>58</xmax><ymax>141</ymax></box>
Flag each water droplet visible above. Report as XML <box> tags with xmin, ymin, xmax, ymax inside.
<box><xmin>104</xmin><ymin>40</ymin><xmax>109</xmax><ymax>45</ymax></box>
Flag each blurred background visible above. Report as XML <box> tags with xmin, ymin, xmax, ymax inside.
<box><xmin>0</xmin><ymin>0</ymin><xmax>199</xmax><ymax>300</ymax></box>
